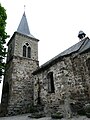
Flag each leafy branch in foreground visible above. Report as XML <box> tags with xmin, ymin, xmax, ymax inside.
<box><xmin>0</xmin><ymin>3</ymin><xmax>9</xmax><ymax>80</ymax></box>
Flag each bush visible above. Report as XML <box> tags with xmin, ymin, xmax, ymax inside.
<box><xmin>51</xmin><ymin>112</ymin><xmax>63</xmax><ymax>119</ymax></box>
<box><xmin>84</xmin><ymin>104</ymin><xmax>90</xmax><ymax>118</ymax></box>
<box><xmin>28</xmin><ymin>112</ymin><xmax>45</xmax><ymax>119</ymax></box>
<box><xmin>84</xmin><ymin>104</ymin><xmax>90</xmax><ymax>113</ymax></box>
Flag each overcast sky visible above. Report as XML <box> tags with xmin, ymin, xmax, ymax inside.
<box><xmin>1</xmin><ymin>0</ymin><xmax>90</xmax><ymax>65</ymax></box>
<box><xmin>0</xmin><ymin>0</ymin><xmax>90</xmax><ymax>100</ymax></box>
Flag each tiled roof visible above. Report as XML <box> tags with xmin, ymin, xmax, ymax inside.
<box><xmin>33</xmin><ymin>37</ymin><xmax>90</xmax><ymax>74</ymax></box>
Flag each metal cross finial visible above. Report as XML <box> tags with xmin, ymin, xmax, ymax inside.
<box><xmin>24</xmin><ymin>5</ymin><xmax>26</xmax><ymax>11</ymax></box>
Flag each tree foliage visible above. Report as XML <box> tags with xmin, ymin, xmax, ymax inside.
<box><xmin>0</xmin><ymin>3</ymin><xmax>9</xmax><ymax>78</ymax></box>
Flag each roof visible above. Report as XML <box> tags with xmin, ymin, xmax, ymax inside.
<box><xmin>17</xmin><ymin>12</ymin><xmax>35</xmax><ymax>38</ymax></box>
<box><xmin>33</xmin><ymin>37</ymin><xmax>90</xmax><ymax>74</ymax></box>
<box><xmin>7</xmin><ymin>12</ymin><xmax>39</xmax><ymax>46</ymax></box>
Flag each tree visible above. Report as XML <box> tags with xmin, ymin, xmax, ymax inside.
<box><xmin>0</xmin><ymin>3</ymin><xmax>9</xmax><ymax>81</ymax></box>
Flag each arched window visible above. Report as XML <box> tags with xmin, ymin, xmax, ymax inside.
<box><xmin>2</xmin><ymin>82</ymin><xmax>9</xmax><ymax>107</ymax></box>
<box><xmin>23</xmin><ymin>43</ymin><xmax>31</xmax><ymax>58</ymax></box>
<box><xmin>47</xmin><ymin>72</ymin><xmax>55</xmax><ymax>93</ymax></box>
<box><xmin>86</xmin><ymin>58</ymin><xmax>90</xmax><ymax>75</ymax></box>
<box><xmin>28</xmin><ymin>47</ymin><xmax>31</xmax><ymax>58</ymax></box>
<box><xmin>23</xmin><ymin>45</ymin><xmax>26</xmax><ymax>57</ymax></box>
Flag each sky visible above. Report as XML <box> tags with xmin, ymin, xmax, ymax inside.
<box><xmin>1</xmin><ymin>0</ymin><xmax>90</xmax><ymax>65</ymax></box>
<box><xmin>0</xmin><ymin>0</ymin><xmax>90</xmax><ymax>100</ymax></box>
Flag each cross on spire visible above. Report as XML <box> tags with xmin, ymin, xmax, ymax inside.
<box><xmin>24</xmin><ymin>5</ymin><xmax>26</xmax><ymax>12</ymax></box>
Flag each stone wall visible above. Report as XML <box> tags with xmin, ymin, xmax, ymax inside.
<box><xmin>7</xmin><ymin>36</ymin><xmax>15</xmax><ymax>62</ymax></box>
<box><xmin>34</xmin><ymin>51</ymin><xmax>90</xmax><ymax>117</ymax></box>
<box><xmin>14</xmin><ymin>33</ymin><xmax>38</xmax><ymax>61</ymax></box>
<box><xmin>1</xmin><ymin>60</ymin><xmax>13</xmax><ymax>116</ymax></box>
<box><xmin>1</xmin><ymin>56</ymin><xmax>39</xmax><ymax>116</ymax></box>
<box><xmin>1</xmin><ymin>32</ymin><xmax>39</xmax><ymax>116</ymax></box>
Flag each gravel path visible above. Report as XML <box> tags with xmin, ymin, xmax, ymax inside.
<box><xmin>0</xmin><ymin>114</ymin><xmax>90</xmax><ymax>120</ymax></box>
<box><xmin>0</xmin><ymin>114</ymin><xmax>51</xmax><ymax>120</ymax></box>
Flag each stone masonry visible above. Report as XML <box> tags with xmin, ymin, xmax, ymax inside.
<box><xmin>33</xmin><ymin>51</ymin><xmax>90</xmax><ymax>117</ymax></box>
<box><xmin>1</xmin><ymin>11</ymin><xmax>90</xmax><ymax>119</ymax></box>
<box><xmin>1</xmin><ymin>32</ymin><xmax>39</xmax><ymax>116</ymax></box>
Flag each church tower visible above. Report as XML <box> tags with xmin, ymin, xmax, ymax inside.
<box><xmin>1</xmin><ymin>12</ymin><xmax>39</xmax><ymax>116</ymax></box>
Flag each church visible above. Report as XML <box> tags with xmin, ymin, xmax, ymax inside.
<box><xmin>1</xmin><ymin>11</ymin><xmax>90</xmax><ymax>117</ymax></box>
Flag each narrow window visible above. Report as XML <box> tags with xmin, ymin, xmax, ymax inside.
<box><xmin>23</xmin><ymin>43</ymin><xmax>31</xmax><ymax>58</ymax></box>
<box><xmin>23</xmin><ymin>45</ymin><xmax>26</xmax><ymax>57</ymax></box>
<box><xmin>28</xmin><ymin>47</ymin><xmax>31</xmax><ymax>58</ymax></box>
<box><xmin>47</xmin><ymin>72</ymin><xmax>55</xmax><ymax>93</ymax></box>
<box><xmin>86</xmin><ymin>58</ymin><xmax>90</xmax><ymax>75</ymax></box>
<box><xmin>37</xmin><ymin>79</ymin><xmax>41</xmax><ymax>104</ymax></box>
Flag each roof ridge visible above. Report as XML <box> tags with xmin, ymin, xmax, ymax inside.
<box><xmin>33</xmin><ymin>37</ymin><xmax>90</xmax><ymax>74</ymax></box>
<box><xmin>78</xmin><ymin>37</ymin><xmax>89</xmax><ymax>52</ymax></box>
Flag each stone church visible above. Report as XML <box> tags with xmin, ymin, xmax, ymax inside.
<box><xmin>1</xmin><ymin>12</ymin><xmax>90</xmax><ymax>117</ymax></box>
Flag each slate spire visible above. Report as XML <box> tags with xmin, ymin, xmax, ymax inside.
<box><xmin>17</xmin><ymin>12</ymin><xmax>30</xmax><ymax>35</ymax></box>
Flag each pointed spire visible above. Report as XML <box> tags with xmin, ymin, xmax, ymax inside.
<box><xmin>17</xmin><ymin>11</ymin><xmax>30</xmax><ymax>35</ymax></box>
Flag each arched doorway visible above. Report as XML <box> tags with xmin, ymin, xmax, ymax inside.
<box><xmin>1</xmin><ymin>82</ymin><xmax>9</xmax><ymax>115</ymax></box>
